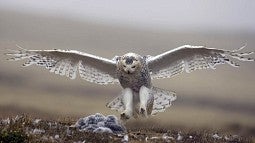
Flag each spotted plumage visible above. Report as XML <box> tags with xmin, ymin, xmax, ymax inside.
<box><xmin>5</xmin><ymin>45</ymin><xmax>254</xmax><ymax>120</ymax></box>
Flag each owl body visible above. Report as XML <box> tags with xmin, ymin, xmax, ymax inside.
<box><xmin>115</xmin><ymin>54</ymin><xmax>154</xmax><ymax>119</ymax></box>
<box><xmin>117</xmin><ymin>56</ymin><xmax>151</xmax><ymax>92</ymax></box>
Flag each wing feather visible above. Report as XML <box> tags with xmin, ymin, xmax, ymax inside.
<box><xmin>6</xmin><ymin>46</ymin><xmax>118</xmax><ymax>84</ymax></box>
<box><xmin>147</xmin><ymin>45</ymin><xmax>254</xmax><ymax>79</ymax></box>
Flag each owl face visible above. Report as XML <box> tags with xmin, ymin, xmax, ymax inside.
<box><xmin>120</xmin><ymin>53</ymin><xmax>141</xmax><ymax>74</ymax></box>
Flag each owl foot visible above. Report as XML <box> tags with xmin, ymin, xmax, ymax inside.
<box><xmin>120</xmin><ymin>111</ymin><xmax>131</xmax><ymax>121</ymax></box>
<box><xmin>139</xmin><ymin>107</ymin><xmax>148</xmax><ymax>118</ymax></box>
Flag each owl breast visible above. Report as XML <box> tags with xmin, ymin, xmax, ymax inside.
<box><xmin>117</xmin><ymin>63</ymin><xmax>151</xmax><ymax>93</ymax></box>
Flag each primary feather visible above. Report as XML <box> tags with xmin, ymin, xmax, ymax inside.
<box><xmin>147</xmin><ymin>45</ymin><xmax>254</xmax><ymax>79</ymax></box>
<box><xmin>6</xmin><ymin>46</ymin><xmax>118</xmax><ymax>84</ymax></box>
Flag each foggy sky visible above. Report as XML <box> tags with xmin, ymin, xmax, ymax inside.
<box><xmin>0</xmin><ymin>0</ymin><xmax>254</xmax><ymax>32</ymax></box>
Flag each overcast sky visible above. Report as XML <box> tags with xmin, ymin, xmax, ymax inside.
<box><xmin>0</xmin><ymin>0</ymin><xmax>254</xmax><ymax>32</ymax></box>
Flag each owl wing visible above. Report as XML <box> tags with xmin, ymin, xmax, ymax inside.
<box><xmin>5</xmin><ymin>45</ymin><xmax>118</xmax><ymax>84</ymax></box>
<box><xmin>147</xmin><ymin>45</ymin><xmax>254</xmax><ymax>79</ymax></box>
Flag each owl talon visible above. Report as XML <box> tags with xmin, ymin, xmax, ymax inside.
<box><xmin>139</xmin><ymin>107</ymin><xmax>148</xmax><ymax>117</ymax></box>
<box><xmin>120</xmin><ymin>112</ymin><xmax>131</xmax><ymax>120</ymax></box>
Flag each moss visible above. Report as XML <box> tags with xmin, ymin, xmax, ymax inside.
<box><xmin>0</xmin><ymin>130</ymin><xmax>28</xmax><ymax>143</ymax></box>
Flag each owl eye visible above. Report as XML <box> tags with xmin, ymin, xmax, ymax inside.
<box><xmin>131</xmin><ymin>66</ymin><xmax>136</xmax><ymax>68</ymax></box>
<box><xmin>123</xmin><ymin>65</ymin><xmax>126</xmax><ymax>68</ymax></box>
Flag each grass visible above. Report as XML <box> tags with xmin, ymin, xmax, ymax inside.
<box><xmin>0</xmin><ymin>115</ymin><xmax>253</xmax><ymax>143</ymax></box>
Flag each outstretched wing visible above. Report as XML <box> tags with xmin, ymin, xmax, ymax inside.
<box><xmin>6</xmin><ymin>46</ymin><xmax>118</xmax><ymax>84</ymax></box>
<box><xmin>147</xmin><ymin>45</ymin><xmax>254</xmax><ymax>79</ymax></box>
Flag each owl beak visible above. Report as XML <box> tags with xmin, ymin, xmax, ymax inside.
<box><xmin>124</xmin><ymin>68</ymin><xmax>131</xmax><ymax>74</ymax></box>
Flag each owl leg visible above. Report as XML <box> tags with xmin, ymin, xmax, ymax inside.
<box><xmin>120</xmin><ymin>88</ymin><xmax>133</xmax><ymax>120</ymax></box>
<box><xmin>139</xmin><ymin>86</ymin><xmax>151</xmax><ymax>117</ymax></box>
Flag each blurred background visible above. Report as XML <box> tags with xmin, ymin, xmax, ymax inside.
<box><xmin>0</xmin><ymin>0</ymin><xmax>254</xmax><ymax>135</ymax></box>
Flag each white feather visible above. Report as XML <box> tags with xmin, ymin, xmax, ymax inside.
<box><xmin>6</xmin><ymin>46</ymin><xmax>118</xmax><ymax>84</ymax></box>
<box><xmin>147</xmin><ymin>45</ymin><xmax>254</xmax><ymax>79</ymax></box>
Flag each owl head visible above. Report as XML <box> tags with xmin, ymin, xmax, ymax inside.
<box><xmin>118</xmin><ymin>53</ymin><xmax>142</xmax><ymax>74</ymax></box>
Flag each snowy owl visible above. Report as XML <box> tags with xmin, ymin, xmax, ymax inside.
<box><xmin>6</xmin><ymin>45</ymin><xmax>254</xmax><ymax>120</ymax></box>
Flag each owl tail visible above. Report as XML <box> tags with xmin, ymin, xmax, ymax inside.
<box><xmin>106</xmin><ymin>92</ymin><xmax>125</xmax><ymax>113</ymax></box>
<box><xmin>150</xmin><ymin>87</ymin><xmax>177</xmax><ymax>116</ymax></box>
<box><xmin>106</xmin><ymin>87</ymin><xmax>177</xmax><ymax>116</ymax></box>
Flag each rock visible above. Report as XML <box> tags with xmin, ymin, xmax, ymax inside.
<box><xmin>177</xmin><ymin>132</ymin><xmax>183</xmax><ymax>141</ymax></box>
<box><xmin>121</xmin><ymin>134</ymin><xmax>129</xmax><ymax>143</ymax></box>
<box><xmin>106</xmin><ymin>115</ymin><xmax>118</xmax><ymax>124</ymax></box>
<box><xmin>74</xmin><ymin>113</ymin><xmax>126</xmax><ymax>134</ymax></box>
<box><xmin>212</xmin><ymin>133</ymin><xmax>222</xmax><ymax>139</ymax></box>
<box><xmin>54</xmin><ymin>134</ymin><xmax>60</xmax><ymax>139</ymax></box>
<box><xmin>93</xmin><ymin>127</ymin><xmax>113</xmax><ymax>133</ymax></box>
<box><xmin>32</xmin><ymin>128</ymin><xmax>45</xmax><ymax>135</ymax></box>
<box><xmin>33</xmin><ymin>119</ymin><xmax>41</xmax><ymax>124</ymax></box>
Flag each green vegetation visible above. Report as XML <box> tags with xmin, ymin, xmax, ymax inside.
<box><xmin>0</xmin><ymin>116</ymin><xmax>28</xmax><ymax>143</ymax></box>
<box><xmin>0</xmin><ymin>115</ymin><xmax>253</xmax><ymax>143</ymax></box>
<box><xmin>0</xmin><ymin>130</ymin><xmax>28</xmax><ymax>143</ymax></box>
